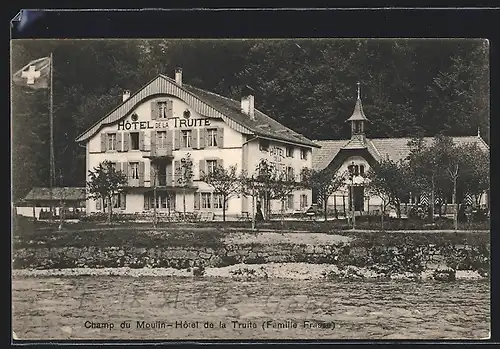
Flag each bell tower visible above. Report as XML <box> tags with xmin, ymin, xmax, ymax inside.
<box><xmin>346</xmin><ymin>82</ymin><xmax>369</xmax><ymax>144</ymax></box>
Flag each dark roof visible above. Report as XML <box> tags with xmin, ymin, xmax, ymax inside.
<box><xmin>346</xmin><ymin>98</ymin><xmax>369</xmax><ymax>122</ymax></box>
<box><xmin>177</xmin><ymin>82</ymin><xmax>319</xmax><ymax>148</ymax></box>
<box><xmin>312</xmin><ymin>135</ymin><xmax>489</xmax><ymax>171</ymax></box>
<box><xmin>24</xmin><ymin>187</ymin><xmax>86</xmax><ymax>201</ymax></box>
<box><xmin>75</xmin><ymin>74</ymin><xmax>318</xmax><ymax>148</ymax></box>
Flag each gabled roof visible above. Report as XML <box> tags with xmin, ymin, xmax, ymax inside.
<box><xmin>24</xmin><ymin>187</ymin><xmax>87</xmax><ymax>201</ymax></box>
<box><xmin>312</xmin><ymin>135</ymin><xmax>489</xmax><ymax>171</ymax></box>
<box><xmin>75</xmin><ymin>74</ymin><xmax>319</xmax><ymax>148</ymax></box>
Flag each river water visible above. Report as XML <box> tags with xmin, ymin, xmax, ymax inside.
<box><xmin>12</xmin><ymin>276</ymin><xmax>490</xmax><ymax>340</ymax></box>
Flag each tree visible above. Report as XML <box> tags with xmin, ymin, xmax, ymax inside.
<box><xmin>175</xmin><ymin>153</ymin><xmax>194</xmax><ymax>216</ymax></box>
<box><xmin>459</xmin><ymin>143</ymin><xmax>489</xmax><ymax>207</ymax></box>
<box><xmin>201</xmin><ymin>165</ymin><xmax>241</xmax><ymax>222</ymax></box>
<box><xmin>407</xmin><ymin>136</ymin><xmax>439</xmax><ymax>221</ymax></box>
<box><xmin>271</xmin><ymin>170</ymin><xmax>301</xmax><ymax>226</ymax></box>
<box><xmin>301</xmin><ymin>167</ymin><xmax>346</xmax><ymax>221</ymax></box>
<box><xmin>87</xmin><ymin>161</ymin><xmax>127</xmax><ymax>223</ymax></box>
<box><xmin>366</xmin><ymin>158</ymin><xmax>410</xmax><ymax>220</ymax></box>
<box><xmin>246</xmin><ymin>159</ymin><xmax>298</xmax><ymax>222</ymax></box>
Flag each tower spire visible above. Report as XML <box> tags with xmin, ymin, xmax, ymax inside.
<box><xmin>357</xmin><ymin>81</ymin><xmax>361</xmax><ymax>99</ymax></box>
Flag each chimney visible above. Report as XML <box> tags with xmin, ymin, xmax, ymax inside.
<box><xmin>122</xmin><ymin>90</ymin><xmax>131</xmax><ymax>102</ymax></box>
<box><xmin>175</xmin><ymin>67</ymin><xmax>183</xmax><ymax>86</ymax></box>
<box><xmin>241</xmin><ymin>85</ymin><xmax>255</xmax><ymax>119</ymax></box>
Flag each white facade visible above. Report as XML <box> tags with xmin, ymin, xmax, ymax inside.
<box><xmin>82</xmin><ymin>77</ymin><xmax>314</xmax><ymax>218</ymax></box>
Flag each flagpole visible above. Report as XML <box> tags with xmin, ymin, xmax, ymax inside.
<box><xmin>49</xmin><ymin>52</ymin><xmax>55</xmax><ymax>221</ymax></box>
<box><xmin>50</xmin><ymin>52</ymin><xmax>55</xmax><ymax>189</ymax></box>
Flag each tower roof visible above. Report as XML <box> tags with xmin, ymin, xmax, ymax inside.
<box><xmin>346</xmin><ymin>82</ymin><xmax>369</xmax><ymax>122</ymax></box>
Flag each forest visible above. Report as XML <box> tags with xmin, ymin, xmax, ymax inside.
<box><xmin>11</xmin><ymin>39</ymin><xmax>489</xmax><ymax>201</ymax></box>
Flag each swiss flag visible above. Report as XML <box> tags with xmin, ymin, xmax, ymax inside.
<box><xmin>12</xmin><ymin>56</ymin><xmax>51</xmax><ymax>89</ymax></box>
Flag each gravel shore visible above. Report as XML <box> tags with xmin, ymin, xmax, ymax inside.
<box><xmin>12</xmin><ymin>263</ymin><xmax>485</xmax><ymax>281</ymax></box>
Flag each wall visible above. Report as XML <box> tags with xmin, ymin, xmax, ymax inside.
<box><xmin>14</xmin><ymin>240</ymin><xmax>490</xmax><ymax>281</ymax></box>
<box><xmin>85</xmin><ymin>94</ymin><xmax>314</xmax><ymax>215</ymax></box>
<box><xmin>327</xmin><ymin>155</ymin><xmax>371</xmax><ymax>211</ymax></box>
<box><xmin>244</xmin><ymin>138</ymin><xmax>313</xmax><ymax>213</ymax></box>
<box><xmin>86</xmin><ymin>94</ymin><xmax>244</xmax><ymax>214</ymax></box>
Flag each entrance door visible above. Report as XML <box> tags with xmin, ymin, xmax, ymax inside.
<box><xmin>349</xmin><ymin>186</ymin><xmax>364</xmax><ymax>212</ymax></box>
<box><xmin>354</xmin><ymin>186</ymin><xmax>364</xmax><ymax>211</ymax></box>
<box><xmin>157</xmin><ymin>164</ymin><xmax>167</xmax><ymax>186</ymax></box>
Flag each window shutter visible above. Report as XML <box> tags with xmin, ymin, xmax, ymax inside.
<box><xmin>290</xmin><ymin>168</ymin><xmax>295</xmax><ymax>182</ymax></box>
<box><xmin>199</xmin><ymin>159</ymin><xmax>206</xmax><ymax>179</ymax></box>
<box><xmin>166</xmin><ymin>99</ymin><xmax>173</xmax><ymax>118</ymax></box>
<box><xmin>194</xmin><ymin>192</ymin><xmax>200</xmax><ymax>210</ymax></box>
<box><xmin>101</xmin><ymin>133</ymin><xmax>107</xmax><ymax>152</ymax></box>
<box><xmin>199</xmin><ymin>128</ymin><xmax>206</xmax><ymax>149</ymax></box>
<box><xmin>174</xmin><ymin>130</ymin><xmax>181</xmax><ymax>150</ymax></box>
<box><xmin>174</xmin><ymin>161</ymin><xmax>181</xmax><ymax>185</ymax></box>
<box><xmin>166</xmin><ymin>163</ymin><xmax>173</xmax><ymax>186</ymax></box>
<box><xmin>120</xmin><ymin>193</ymin><xmax>126</xmax><ymax>210</ymax></box>
<box><xmin>117</xmin><ymin>133</ymin><xmax>123</xmax><ymax>152</ymax></box>
<box><xmin>139</xmin><ymin>131</ymin><xmax>145</xmax><ymax>151</ymax></box>
<box><xmin>166</xmin><ymin>130</ymin><xmax>173</xmax><ymax>151</ymax></box>
<box><xmin>144</xmin><ymin>194</ymin><xmax>150</xmax><ymax>210</ymax></box>
<box><xmin>217</xmin><ymin>127</ymin><xmax>224</xmax><ymax>148</ymax></box>
<box><xmin>96</xmin><ymin>198</ymin><xmax>102</xmax><ymax>211</ymax></box>
<box><xmin>123</xmin><ymin>132</ymin><xmax>129</xmax><ymax>152</ymax></box>
<box><xmin>192</xmin><ymin>129</ymin><xmax>198</xmax><ymax>149</ymax></box>
<box><xmin>150</xmin><ymin>131</ymin><xmax>156</xmax><ymax>155</ymax></box>
<box><xmin>139</xmin><ymin>161</ymin><xmax>145</xmax><ymax>187</ymax></box>
<box><xmin>216</xmin><ymin>158</ymin><xmax>224</xmax><ymax>169</ymax></box>
<box><xmin>122</xmin><ymin>162</ymin><xmax>129</xmax><ymax>185</ymax></box>
<box><xmin>151</xmin><ymin>101</ymin><xmax>158</xmax><ymax>120</ymax></box>
<box><xmin>150</xmin><ymin>163</ymin><xmax>156</xmax><ymax>186</ymax></box>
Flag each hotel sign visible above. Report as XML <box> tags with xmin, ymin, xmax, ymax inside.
<box><xmin>117</xmin><ymin>117</ymin><xmax>211</xmax><ymax>131</ymax></box>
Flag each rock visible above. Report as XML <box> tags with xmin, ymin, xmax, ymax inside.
<box><xmin>433</xmin><ymin>268</ymin><xmax>456</xmax><ymax>281</ymax></box>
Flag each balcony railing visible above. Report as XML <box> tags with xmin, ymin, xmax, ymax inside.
<box><xmin>143</xmin><ymin>146</ymin><xmax>173</xmax><ymax>159</ymax></box>
<box><xmin>124</xmin><ymin>175</ymin><xmax>194</xmax><ymax>188</ymax></box>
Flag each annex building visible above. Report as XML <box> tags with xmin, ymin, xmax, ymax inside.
<box><xmin>76</xmin><ymin>69</ymin><xmax>318</xmax><ymax>218</ymax></box>
<box><xmin>312</xmin><ymin>86</ymin><xmax>490</xmax><ymax>216</ymax></box>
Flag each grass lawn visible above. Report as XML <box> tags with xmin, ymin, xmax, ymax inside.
<box><xmin>13</xmin><ymin>215</ymin><xmax>490</xmax><ymax>250</ymax></box>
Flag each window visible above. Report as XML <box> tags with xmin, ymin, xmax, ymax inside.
<box><xmin>157</xmin><ymin>131</ymin><xmax>168</xmax><ymax>149</ymax></box>
<box><xmin>348</xmin><ymin>164</ymin><xmax>360</xmax><ymax>176</ymax></box>
<box><xmin>201</xmin><ymin>192</ymin><xmax>211</xmax><ymax>209</ymax></box>
<box><xmin>181</xmin><ymin>130</ymin><xmax>192</xmax><ymax>148</ymax></box>
<box><xmin>286</xmin><ymin>166</ymin><xmax>294</xmax><ymax>181</ymax></box>
<box><xmin>130</xmin><ymin>162</ymin><xmax>139</xmax><ymax>179</ymax></box>
<box><xmin>104</xmin><ymin>193</ymin><xmax>123</xmax><ymax>209</ymax></box>
<box><xmin>206</xmin><ymin>160</ymin><xmax>217</xmax><ymax>175</ymax></box>
<box><xmin>259</xmin><ymin>140</ymin><xmax>270</xmax><ymax>151</ymax></box>
<box><xmin>300</xmin><ymin>148</ymin><xmax>308</xmax><ymax>160</ymax></box>
<box><xmin>148</xmin><ymin>193</ymin><xmax>175</xmax><ymax>210</ymax></box>
<box><xmin>301</xmin><ymin>167</ymin><xmax>308</xmax><ymax>182</ymax></box>
<box><xmin>300</xmin><ymin>194</ymin><xmax>308</xmax><ymax>209</ymax></box>
<box><xmin>130</xmin><ymin>132</ymin><xmax>139</xmax><ymax>150</ymax></box>
<box><xmin>207</xmin><ymin>128</ymin><xmax>218</xmax><ymax>147</ymax></box>
<box><xmin>157</xmin><ymin>101</ymin><xmax>168</xmax><ymax>119</ymax></box>
<box><xmin>360</xmin><ymin>165</ymin><xmax>365</xmax><ymax>176</ymax></box>
<box><xmin>213</xmin><ymin>194</ymin><xmax>228</xmax><ymax>209</ymax></box>
<box><xmin>286</xmin><ymin>146</ymin><xmax>294</xmax><ymax>158</ymax></box>
<box><xmin>107</xmin><ymin>133</ymin><xmax>116</xmax><ymax>151</ymax></box>
<box><xmin>287</xmin><ymin>194</ymin><xmax>294</xmax><ymax>210</ymax></box>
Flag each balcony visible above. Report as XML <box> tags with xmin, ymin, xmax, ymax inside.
<box><xmin>143</xmin><ymin>147</ymin><xmax>173</xmax><ymax>160</ymax></box>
